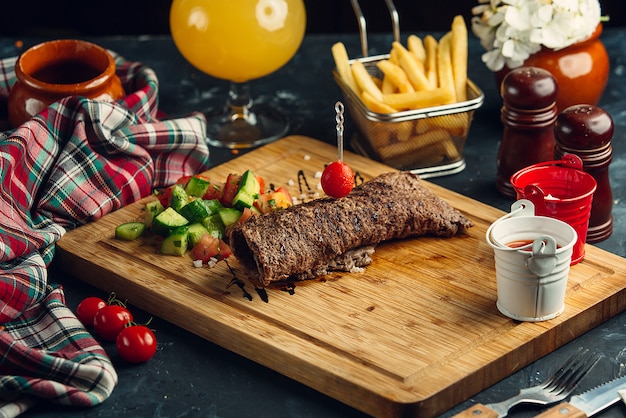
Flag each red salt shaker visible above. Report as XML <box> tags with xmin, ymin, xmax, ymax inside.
<box><xmin>554</xmin><ymin>105</ymin><xmax>614</xmax><ymax>242</ymax></box>
<box><xmin>496</xmin><ymin>67</ymin><xmax>559</xmax><ymax>198</ymax></box>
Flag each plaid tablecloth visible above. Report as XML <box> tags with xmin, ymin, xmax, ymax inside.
<box><xmin>0</xmin><ymin>49</ymin><xmax>210</xmax><ymax>417</ymax></box>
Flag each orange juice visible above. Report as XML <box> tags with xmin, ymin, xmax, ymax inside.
<box><xmin>170</xmin><ymin>0</ymin><xmax>306</xmax><ymax>83</ymax></box>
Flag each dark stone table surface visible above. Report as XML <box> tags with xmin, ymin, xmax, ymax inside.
<box><xmin>1</xmin><ymin>28</ymin><xmax>625</xmax><ymax>417</ymax></box>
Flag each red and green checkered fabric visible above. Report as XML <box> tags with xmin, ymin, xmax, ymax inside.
<box><xmin>0</xmin><ymin>50</ymin><xmax>210</xmax><ymax>416</ymax></box>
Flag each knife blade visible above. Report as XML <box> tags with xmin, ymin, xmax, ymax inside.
<box><xmin>535</xmin><ymin>374</ymin><xmax>626</xmax><ymax>417</ymax></box>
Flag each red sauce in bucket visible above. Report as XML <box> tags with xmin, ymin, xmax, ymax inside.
<box><xmin>506</xmin><ymin>240</ymin><xmax>534</xmax><ymax>248</ymax></box>
<box><xmin>506</xmin><ymin>239</ymin><xmax>562</xmax><ymax>249</ymax></box>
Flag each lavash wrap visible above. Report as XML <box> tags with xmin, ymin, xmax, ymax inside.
<box><xmin>228</xmin><ymin>172</ymin><xmax>473</xmax><ymax>288</ymax></box>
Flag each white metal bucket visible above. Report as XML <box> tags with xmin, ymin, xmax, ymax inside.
<box><xmin>486</xmin><ymin>200</ymin><xmax>578</xmax><ymax>321</ymax></box>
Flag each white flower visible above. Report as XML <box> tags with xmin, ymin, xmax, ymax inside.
<box><xmin>471</xmin><ymin>0</ymin><xmax>602</xmax><ymax>71</ymax></box>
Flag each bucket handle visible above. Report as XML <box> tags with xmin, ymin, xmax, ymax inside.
<box><xmin>523</xmin><ymin>184</ymin><xmax>547</xmax><ymax>209</ymax></box>
<box><xmin>526</xmin><ymin>235</ymin><xmax>559</xmax><ymax>277</ymax></box>
<box><xmin>486</xmin><ymin>199</ymin><xmax>536</xmax><ymax>250</ymax></box>
<box><xmin>518</xmin><ymin>153</ymin><xmax>584</xmax><ymax>171</ymax></box>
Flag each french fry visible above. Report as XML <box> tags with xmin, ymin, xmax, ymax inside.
<box><xmin>423</xmin><ymin>35</ymin><xmax>439</xmax><ymax>89</ymax></box>
<box><xmin>389</xmin><ymin>48</ymin><xmax>399</xmax><ymax>65</ymax></box>
<box><xmin>381</xmin><ymin>76</ymin><xmax>396</xmax><ymax>94</ymax></box>
<box><xmin>361</xmin><ymin>90</ymin><xmax>398</xmax><ymax>114</ymax></box>
<box><xmin>377</xmin><ymin>60</ymin><xmax>415</xmax><ymax>94</ymax></box>
<box><xmin>388</xmin><ymin>121</ymin><xmax>415</xmax><ymax>143</ymax></box>
<box><xmin>407</xmin><ymin>34</ymin><xmax>426</xmax><ymax>63</ymax></box>
<box><xmin>330</xmin><ymin>15</ymin><xmax>471</xmax><ymax>123</ymax></box>
<box><xmin>424</xmin><ymin>112</ymin><xmax>470</xmax><ymax>137</ymax></box>
<box><xmin>392</xmin><ymin>41</ymin><xmax>431</xmax><ymax>91</ymax></box>
<box><xmin>351</xmin><ymin>60</ymin><xmax>384</xmax><ymax>102</ymax></box>
<box><xmin>331</xmin><ymin>42</ymin><xmax>358</xmax><ymax>93</ymax></box>
<box><xmin>383</xmin><ymin>87</ymin><xmax>455</xmax><ymax>111</ymax></box>
<box><xmin>369</xmin><ymin>122</ymin><xmax>394</xmax><ymax>149</ymax></box>
<box><xmin>437</xmin><ymin>31</ymin><xmax>457</xmax><ymax>102</ymax></box>
<box><xmin>371</xmin><ymin>76</ymin><xmax>383</xmax><ymax>90</ymax></box>
<box><xmin>378</xmin><ymin>129</ymin><xmax>459</xmax><ymax>166</ymax></box>
<box><xmin>451</xmin><ymin>15</ymin><xmax>468</xmax><ymax>102</ymax></box>
<box><xmin>413</xmin><ymin>119</ymin><xmax>432</xmax><ymax>135</ymax></box>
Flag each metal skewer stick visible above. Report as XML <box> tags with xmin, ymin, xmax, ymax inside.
<box><xmin>335</xmin><ymin>101</ymin><xmax>345</xmax><ymax>162</ymax></box>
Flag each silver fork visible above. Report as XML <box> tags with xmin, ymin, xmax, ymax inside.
<box><xmin>453</xmin><ymin>347</ymin><xmax>599</xmax><ymax>418</ymax></box>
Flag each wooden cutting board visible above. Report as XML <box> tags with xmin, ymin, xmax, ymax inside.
<box><xmin>55</xmin><ymin>135</ymin><xmax>626</xmax><ymax>417</ymax></box>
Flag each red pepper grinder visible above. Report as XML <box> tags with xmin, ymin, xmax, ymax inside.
<box><xmin>497</xmin><ymin>67</ymin><xmax>558</xmax><ymax>198</ymax></box>
<box><xmin>554</xmin><ymin>105</ymin><xmax>614</xmax><ymax>242</ymax></box>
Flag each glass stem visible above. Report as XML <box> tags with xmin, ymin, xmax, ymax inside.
<box><xmin>226</xmin><ymin>82</ymin><xmax>254</xmax><ymax>123</ymax></box>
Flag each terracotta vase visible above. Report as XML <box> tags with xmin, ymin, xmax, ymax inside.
<box><xmin>496</xmin><ymin>24</ymin><xmax>609</xmax><ymax>112</ymax></box>
<box><xmin>8</xmin><ymin>39</ymin><xmax>125</xmax><ymax>128</ymax></box>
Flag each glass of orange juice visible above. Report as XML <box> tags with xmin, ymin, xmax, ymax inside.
<box><xmin>170</xmin><ymin>0</ymin><xmax>306</xmax><ymax>148</ymax></box>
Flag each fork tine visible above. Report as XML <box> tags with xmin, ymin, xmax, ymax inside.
<box><xmin>543</xmin><ymin>348</ymin><xmax>599</xmax><ymax>397</ymax></box>
<box><xmin>462</xmin><ymin>347</ymin><xmax>600</xmax><ymax>417</ymax></box>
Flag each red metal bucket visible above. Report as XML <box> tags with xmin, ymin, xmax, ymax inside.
<box><xmin>510</xmin><ymin>154</ymin><xmax>597</xmax><ymax>264</ymax></box>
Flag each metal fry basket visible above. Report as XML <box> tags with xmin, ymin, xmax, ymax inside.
<box><xmin>335</xmin><ymin>0</ymin><xmax>484</xmax><ymax>178</ymax></box>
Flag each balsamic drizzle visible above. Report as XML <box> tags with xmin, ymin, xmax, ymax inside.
<box><xmin>297</xmin><ymin>169</ymin><xmax>311</xmax><ymax>196</ymax></box>
<box><xmin>224</xmin><ymin>259</ymin><xmax>253</xmax><ymax>301</ymax></box>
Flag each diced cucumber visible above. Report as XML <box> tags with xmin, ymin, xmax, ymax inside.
<box><xmin>169</xmin><ymin>184</ymin><xmax>189</xmax><ymax>212</ymax></box>
<box><xmin>152</xmin><ymin>207</ymin><xmax>189</xmax><ymax>237</ymax></box>
<box><xmin>115</xmin><ymin>222</ymin><xmax>146</xmax><ymax>241</ymax></box>
<box><xmin>144</xmin><ymin>200</ymin><xmax>165</xmax><ymax>227</ymax></box>
<box><xmin>160</xmin><ymin>226</ymin><xmax>189</xmax><ymax>256</ymax></box>
<box><xmin>185</xmin><ymin>176</ymin><xmax>211</xmax><ymax>197</ymax></box>
<box><xmin>237</xmin><ymin>170</ymin><xmax>260</xmax><ymax>195</ymax></box>
<box><xmin>204</xmin><ymin>199</ymin><xmax>223</xmax><ymax>215</ymax></box>
<box><xmin>232</xmin><ymin>170</ymin><xmax>260</xmax><ymax>210</ymax></box>
<box><xmin>218</xmin><ymin>208</ymin><xmax>242</xmax><ymax>227</ymax></box>
<box><xmin>187</xmin><ymin>222</ymin><xmax>209</xmax><ymax>246</ymax></box>
<box><xmin>201</xmin><ymin>213</ymin><xmax>225</xmax><ymax>238</ymax></box>
<box><xmin>179</xmin><ymin>198</ymin><xmax>212</xmax><ymax>223</ymax></box>
<box><xmin>231</xmin><ymin>190</ymin><xmax>255</xmax><ymax>211</ymax></box>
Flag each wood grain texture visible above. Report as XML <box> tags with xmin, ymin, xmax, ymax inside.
<box><xmin>55</xmin><ymin>136</ymin><xmax>626</xmax><ymax>418</ymax></box>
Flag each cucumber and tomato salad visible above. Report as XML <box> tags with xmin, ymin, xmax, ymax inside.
<box><xmin>115</xmin><ymin>170</ymin><xmax>293</xmax><ymax>264</ymax></box>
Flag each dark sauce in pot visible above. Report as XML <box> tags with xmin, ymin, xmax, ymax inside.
<box><xmin>31</xmin><ymin>59</ymin><xmax>102</xmax><ymax>84</ymax></box>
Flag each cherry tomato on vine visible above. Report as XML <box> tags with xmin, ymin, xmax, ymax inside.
<box><xmin>116</xmin><ymin>325</ymin><xmax>157</xmax><ymax>363</ymax></box>
<box><xmin>93</xmin><ymin>305</ymin><xmax>133</xmax><ymax>341</ymax></box>
<box><xmin>75</xmin><ymin>297</ymin><xmax>107</xmax><ymax>326</ymax></box>
<box><xmin>321</xmin><ymin>160</ymin><xmax>354</xmax><ymax>198</ymax></box>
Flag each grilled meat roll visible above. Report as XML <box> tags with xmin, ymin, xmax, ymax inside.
<box><xmin>228</xmin><ymin>171</ymin><xmax>473</xmax><ymax>287</ymax></box>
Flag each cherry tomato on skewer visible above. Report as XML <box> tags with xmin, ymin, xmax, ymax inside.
<box><xmin>321</xmin><ymin>101</ymin><xmax>355</xmax><ymax>198</ymax></box>
<box><xmin>321</xmin><ymin>161</ymin><xmax>354</xmax><ymax>198</ymax></box>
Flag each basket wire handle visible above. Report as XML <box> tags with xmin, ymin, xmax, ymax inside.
<box><xmin>349</xmin><ymin>0</ymin><xmax>400</xmax><ymax>57</ymax></box>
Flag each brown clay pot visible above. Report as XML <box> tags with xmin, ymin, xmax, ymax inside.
<box><xmin>496</xmin><ymin>24</ymin><xmax>609</xmax><ymax>112</ymax></box>
<box><xmin>8</xmin><ymin>39</ymin><xmax>125</xmax><ymax>128</ymax></box>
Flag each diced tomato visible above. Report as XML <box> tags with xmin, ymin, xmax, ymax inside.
<box><xmin>191</xmin><ymin>234</ymin><xmax>232</xmax><ymax>263</ymax></box>
<box><xmin>253</xmin><ymin>194</ymin><xmax>272</xmax><ymax>214</ymax></box>
<box><xmin>273</xmin><ymin>187</ymin><xmax>293</xmax><ymax>207</ymax></box>
<box><xmin>203</xmin><ymin>180</ymin><xmax>224</xmax><ymax>200</ymax></box>
<box><xmin>218</xmin><ymin>240</ymin><xmax>233</xmax><ymax>259</ymax></box>
<box><xmin>156</xmin><ymin>175</ymin><xmax>195</xmax><ymax>206</ymax></box>
<box><xmin>256</xmin><ymin>175</ymin><xmax>266</xmax><ymax>195</ymax></box>
<box><xmin>156</xmin><ymin>187</ymin><xmax>173</xmax><ymax>207</ymax></box>
<box><xmin>253</xmin><ymin>188</ymin><xmax>292</xmax><ymax>213</ymax></box>
<box><xmin>238</xmin><ymin>207</ymin><xmax>256</xmax><ymax>223</ymax></box>
<box><xmin>220</xmin><ymin>173</ymin><xmax>242</xmax><ymax>206</ymax></box>
<box><xmin>176</xmin><ymin>175</ymin><xmax>192</xmax><ymax>186</ymax></box>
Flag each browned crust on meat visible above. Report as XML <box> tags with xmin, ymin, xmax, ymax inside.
<box><xmin>228</xmin><ymin>172</ymin><xmax>472</xmax><ymax>287</ymax></box>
